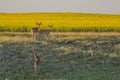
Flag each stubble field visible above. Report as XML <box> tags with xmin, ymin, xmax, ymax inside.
<box><xmin>0</xmin><ymin>32</ymin><xmax>120</xmax><ymax>80</ymax></box>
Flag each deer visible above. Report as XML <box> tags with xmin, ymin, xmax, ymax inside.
<box><xmin>31</xmin><ymin>22</ymin><xmax>42</xmax><ymax>39</ymax></box>
<box><xmin>32</xmin><ymin>51</ymin><xmax>40</xmax><ymax>73</ymax></box>
<box><xmin>37</xmin><ymin>24</ymin><xmax>53</xmax><ymax>37</ymax></box>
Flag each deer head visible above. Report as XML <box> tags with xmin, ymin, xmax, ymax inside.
<box><xmin>36</xmin><ymin>22</ymin><xmax>42</xmax><ymax>28</ymax></box>
<box><xmin>48</xmin><ymin>24</ymin><xmax>53</xmax><ymax>30</ymax></box>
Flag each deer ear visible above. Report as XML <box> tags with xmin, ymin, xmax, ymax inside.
<box><xmin>48</xmin><ymin>24</ymin><xmax>53</xmax><ymax>27</ymax></box>
<box><xmin>50</xmin><ymin>24</ymin><xmax>53</xmax><ymax>28</ymax></box>
<box><xmin>39</xmin><ymin>22</ymin><xmax>42</xmax><ymax>25</ymax></box>
<box><xmin>36</xmin><ymin>22</ymin><xmax>38</xmax><ymax>25</ymax></box>
<box><xmin>36</xmin><ymin>22</ymin><xmax>41</xmax><ymax>25</ymax></box>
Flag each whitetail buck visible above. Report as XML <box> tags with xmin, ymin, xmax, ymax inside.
<box><xmin>32</xmin><ymin>51</ymin><xmax>40</xmax><ymax>73</ymax></box>
<box><xmin>37</xmin><ymin>24</ymin><xmax>53</xmax><ymax>37</ymax></box>
<box><xmin>31</xmin><ymin>22</ymin><xmax>41</xmax><ymax>39</ymax></box>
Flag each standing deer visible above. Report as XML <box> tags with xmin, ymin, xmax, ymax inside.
<box><xmin>37</xmin><ymin>24</ymin><xmax>53</xmax><ymax>37</ymax></box>
<box><xmin>32</xmin><ymin>51</ymin><xmax>40</xmax><ymax>73</ymax></box>
<box><xmin>31</xmin><ymin>22</ymin><xmax>41</xmax><ymax>39</ymax></box>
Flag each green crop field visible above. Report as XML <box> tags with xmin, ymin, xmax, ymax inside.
<box><xmin>0</xmin><ymin>32</ymin><xmax>120</xmax><ymax>80</ymax></box>
<box><xmin>0</xmin><ymin>13</ymin><xmax>120</xmax><ymax>32</ymax></box>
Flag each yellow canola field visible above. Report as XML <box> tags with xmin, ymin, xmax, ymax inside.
<box><xmin>0</xmin><ymin>13</ymin><xmax>120</xmax><ymax>32</ymax></box>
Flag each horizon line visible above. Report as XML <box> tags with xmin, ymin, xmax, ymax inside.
<box><xmin>0</xmin><ymin>12</ymin><xmax>120</xmax><ymax>15</ymax></box>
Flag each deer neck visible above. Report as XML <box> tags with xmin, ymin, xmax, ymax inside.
<box><xmin>36</xmin><ymin>25</ymin><xmax>39</xmax><ymax>28</ymax></box>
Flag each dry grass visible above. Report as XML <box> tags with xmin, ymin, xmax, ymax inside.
<box><xmin>51</xmin><ymin>32</ymin><xmax>120</xmax><ymax>36</ymax></box>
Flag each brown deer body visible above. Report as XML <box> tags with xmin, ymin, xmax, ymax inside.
<box><xmin>32</xmin><ymin>52</ymin><xmax>40</xmax><ymax>72</ymax></box>
<box><xmin>31</xmin><ymin>22</ymin><xmax>41</xmax><ymax>39</ymax></box>
<box><xmin>31</xmin><ymin>23</ymin><xmax>53</xmax><ymax>39</ymax></box>
<box><xmin>37</xmin><ymin>25</ymin><xmax>53</xmax><ymax>37</ymax></box>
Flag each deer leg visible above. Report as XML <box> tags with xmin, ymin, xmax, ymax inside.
<box><xmin>35</xmin><ymin>33</ymin><xmax>37</xmax><ymax>39</ymax></box>
<box><xmin>34</xmin><ymin>63</ymin><xmax>38</xmax><ymax>73</ymax></box>
<box><xmin>33</xmin><ymin>33</ymin><xmax>34</xmax><ymax>39</ymax></box>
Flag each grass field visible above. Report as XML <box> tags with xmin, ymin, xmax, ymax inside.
<box><xmin>0</xmin><ymin>13</ymin><xmax>120</xmax><ymax>32</ymax></box>
<box><xmin>0</xmin><ymin>32</ymin><xmax>120</xmax><ymax>80</ymax></box>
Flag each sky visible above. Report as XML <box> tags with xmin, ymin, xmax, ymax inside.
<box><xmin>0</xmin><ymin>0</ymin><xmax>120</xmax><ymax>14</ymax></box>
